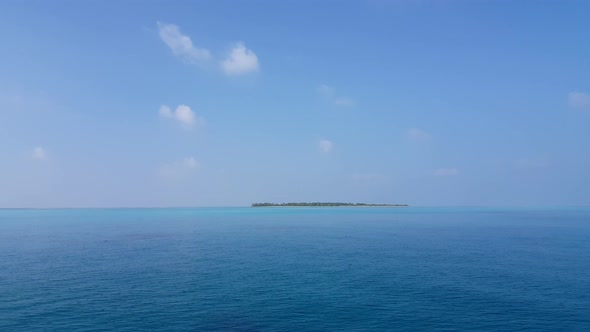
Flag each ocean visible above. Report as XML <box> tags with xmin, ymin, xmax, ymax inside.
<box><xmin>0</xmin><ymin>207</ymin><xmax>589</xmax><ymax>331</ymax></box>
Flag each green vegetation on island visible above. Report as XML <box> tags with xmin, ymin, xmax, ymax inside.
<box><xmin>251</xmin><ymin>202</ymin><xmax>408</xmax><ymax>207</ymax></box>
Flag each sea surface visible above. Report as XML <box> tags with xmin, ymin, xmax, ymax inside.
<box><xmin>0</xmin><ymin>207</ymin><xmax>589</xmax><ymax>331</ymax></box>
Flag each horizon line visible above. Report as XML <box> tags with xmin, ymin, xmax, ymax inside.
<box><xmin>2</xmin><ymin>205</ymin><xmax>590</xmax><ymax>210</ymax></box>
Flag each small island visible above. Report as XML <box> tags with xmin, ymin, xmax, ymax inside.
<box><xmin>251</xmin><ymin>202</ymin><xmax>408</xmax><ymax>207</ymax></box>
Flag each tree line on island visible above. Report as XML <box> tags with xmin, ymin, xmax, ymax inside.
<box><xmin>251</xmin><ymin>202</ymin><xmax>408</xmax><ymax>207</ymax></box>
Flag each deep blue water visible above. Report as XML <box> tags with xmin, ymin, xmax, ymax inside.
<box><xmin>0</xmin><ymin>207</ymin><xmax>589</xmax><ymax>331</ymax></box>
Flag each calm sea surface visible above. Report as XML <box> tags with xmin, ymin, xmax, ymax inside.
<box><xmin>0</xmin><ymin>207</ymin><xmax>589</xmax><ymax>331</ymax></box>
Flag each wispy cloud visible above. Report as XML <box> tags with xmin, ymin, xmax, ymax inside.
<box><xmin>514</xmin><ymin>157</ymin><xmax>548</xmax><ymax>170</ymax></box>
<box><xmin>352</xmin><ymin>173</ymin><xmax>387</xmax><ymax>183</ymax></box>
<box><xmin>159</xmin><ymin>104</ymin><xmax>204</xmax><ymax>129</ymax></box>
<box><xmin>407</xmin><ymin>128</ymin><xmax>432</xmax><ymax>142</ymax></box>
<box><xmin>0</xmin><ymin>93</ymin><xmax>24</xmax><ymax>107</ymax></box>
<box><xmin>434</xmin><ymin>168</ymin><xmax>459</xmax><ymax>176</ymax></box>
<box><xmin>157</xmin><ymin>22</ymin><xmax>211</xmax><ymax>63</ymax></box>
<box><xmin>334</xmin><ymin>98</ymin><xmax>355</xmax><ymax>107</ymax></box>
<box><xmin>317</xmin><ymin>84</ymin><xmax>335</xmax><ymax>97</ymax></box>
<box><xmin>160</xmin><ymin>157</ymin><xmax>199</xmax><ymax>178</ymax></box>
<box><xmin>221</xmin><ymin>42</ymin><xmax>259</xmax><ymax>75</ymax></box>
<box><xmin>157</xmin><ymin>22</ymin><xmax>260</xmax><ymax>76</ymax></box>
<box><xmin>183</xmin><ymin>157</ymin><xmax>198</xmax><ymax>169</ymax></box>
<box><xmin>317</xmin><ymin>84</ymin><xmax>355</xmax><ymax>107</ymax></box>
<box><xmin>319</xmin><ymin>139</ymin><xmax>333</xmax><ymax>153</ymax></box>
<box><xmin>32</xmin><ymin>147</ymin><xmax>46</xmax><ymax>160</ymax></box>
<box><xmin>568</xmin><ymin>91</ymin><xmax>590</xmax><ymax>110</ymax></box>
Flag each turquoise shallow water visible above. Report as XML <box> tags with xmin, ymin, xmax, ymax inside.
<box><xmin>0</xmin><ymin>207</ymin><xmax>589</xmax><ymax>331</ymax></box>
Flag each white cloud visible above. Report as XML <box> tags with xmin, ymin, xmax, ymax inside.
<box><xmin>334</xmin><ymin>98</ymin><xmax>355</xmax><ymax>107</ymax></box>
<box><xmin>32</xmin><ymin>147</ymin><xmax>46</xmax><ymax>160</ymax></box>
<box><xmin>319</xmin><ymin>139</ymin><xmax>333</xmax><ymax>153</ymax></box>
<box><xmin>568</xmin><ymin>91</ymin><xmax>590</xmax><ymax>109</ymax></box>
<box><xmin>317</xmin><ymin>84</ymin><xmax>354</xmax><ymax>107</ymax></box>
<box><xmin>175</xmin><ymin>105</ymin><xmax>195</xmax><ymax>125</ymax></box>
<box><xmin>159</xmin><ymin>105</ymin><xmax>173</xmax><ymax>117</ymax></box>
<box><xmin>183</xmin><ymin>157</ymin><xmax>198</xmax><ymax>169</ymax></box>
<box><xmin>157</xmin><ymin>23</ymin><xmax>261</xmax><ymax>77</ymax></box>
<box><xmin>434</xmin><ymin>168</ymin><xmax>459</xmax><ymax>176</ymax></box>
<box><xmin>407</xmin><ymin>128</ymin><xmax>431</xmax><ymax>141</ymax></box>
<box><xmin>160</xmin><ymin>157</ymin><xmax>199</xmax><ymax>178</ymax></box>
<box><xmin>157</xmin><ymin>22</ymin><xmax>211</xmax><ymax>63</ymax></box>
<box><xmin>317</xmin><ymin>84</ymin><xmax>335</xmax><ymax>97</ymax></box>
<box><xmin>221</xmin><ymin>42</ymin><xmax>259</xmax><ymax>75</ymax></box>
<box><xmin>159</xmin><ymin>104</ymin><xmax>203</xmax><ymax>128</ymax></box>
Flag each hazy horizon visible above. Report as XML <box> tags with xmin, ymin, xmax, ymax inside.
<box><xmin>2</xmin><ymin>1</ymin><xmax>589</xmax><ymax>208</ymax></box>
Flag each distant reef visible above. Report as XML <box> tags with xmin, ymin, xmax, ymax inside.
<box><xmin>251</xmin><ymin>202</ymin><xmax>408</xmax><ymax>207</ymax></box>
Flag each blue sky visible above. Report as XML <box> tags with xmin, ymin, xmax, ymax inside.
<box><xmin>1</xmin><ymin>1</ymin><xmax>589</xmax><ymax>207</ymax></box>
